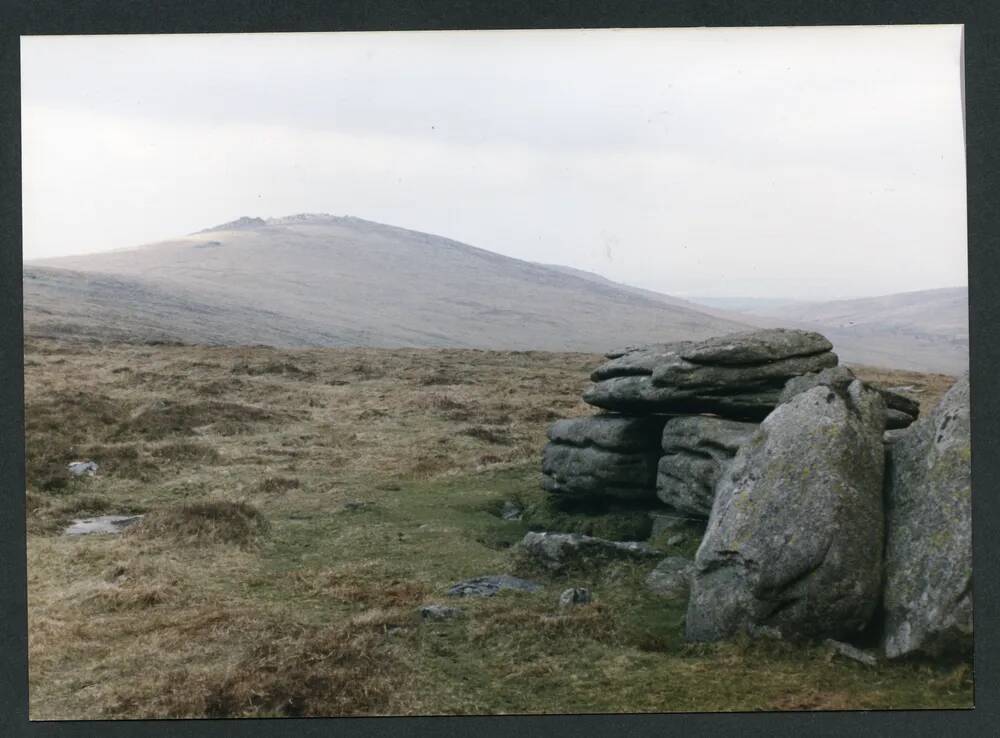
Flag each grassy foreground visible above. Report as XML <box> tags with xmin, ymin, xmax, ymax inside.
<box><xmin>23</xmin><ymin>337</ymin><xmax>970</xmax><ymax>718</ymax></box>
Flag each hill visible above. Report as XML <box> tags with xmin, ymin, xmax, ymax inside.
<box><xmin>26</xmin><ymin>214</ymin><xmax>748</xmax><ymax>352</ymax></box>
<box><xmin>729</xmin><ymin>287</ymin><xmax>969</xmax><ymax>375</ymax></box>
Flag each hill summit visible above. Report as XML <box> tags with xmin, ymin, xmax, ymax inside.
<box><xmin>25</xmin><ymin>214</ymin><xmax>748</xmax><ymax>351</ymax></box>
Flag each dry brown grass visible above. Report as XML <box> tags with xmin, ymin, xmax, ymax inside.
<box><xmin>850</xmin><ymin>364</ymin><xmax>958</xmax><ymax>417</ymax></box>
<box><xmin>23</xmin><ymin>337</ymin><xmax>971</xmax><ymax>719</ymax></box>
<box><xmin>105</xmin><ymin>616</ymin><xmax>408</xmax><ymax>718</ymax></box>
<box><xmin>129</xmin><ymin>500</ymin><xmax>268</xmax><ymax>546</ymax></box>
<box><xmin>251</xmin><ymin>475</ymin><xmax>301</xmax><ymax>494</ymax></box>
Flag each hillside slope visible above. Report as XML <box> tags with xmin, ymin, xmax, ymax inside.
<box><xmin>26</xmin><ymin>214</ymin><xmax>748</xmax><ymax>351</ymax></box>
<box><xmin>733</xmin><ymin>288</ymin><xmax>969</xmax><ymax>375</ymax></box>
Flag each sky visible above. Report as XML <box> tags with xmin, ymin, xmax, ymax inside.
<box><xmin>21</xmin><ymin>25</ymin><xmax>966</xmax><ymax>300</ymax></box>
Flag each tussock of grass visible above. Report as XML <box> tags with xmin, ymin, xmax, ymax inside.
<box><xmin>350</xmin><ymin>361</ymin><xmax>385</xmax><ymax>380</ymax></box>
<box><xmin>119</xmin><ymin>399</ymin><xmax>274</xmax><ymax>440</ymax></box>
<box><xmin>462</xmin><ymin>425</ymin><xmax>513</xmax><ymax>445</ymax></box>
<box><xmin>231</xmin><ymin>360</ymin><xmax>314</xmax><ymax>378</ymax></box>
<box><xmin>252</xmin><ymin>475</ymin><xmax>300</xmax><ymax>494</ymax></box>
<box><xmin>151</xmin><ymin>440</ymin><xmax>221</xmax><ymax>464</ymax></box>
<box><xmin>81</xmin><ymin>581</ymin><xmax>177</xmax><ymax>613</ymax></box>
<box><xmin>521</xmin><ymin>496</ymin><xmax>656</xmax><ymax>542</ymax></box>
<box><xmin>79</xmin><ymin>442</ymin><xmax>161</xmax><ymax>480</ymax></box>
<box><xmin>419</xmin><ymin>368</ymin><xmax>473</xmax><ymax>386</ymax></box>
<box><xmin>131</xmin><ymin>500</ymin><xmax>268</xmax><ymax>546</ymax></box>
<box><xmin>105</xmin><ymin>618</ymin><xmax>407</xmax><ymax>718</ymax></box>
<box><xmin>294</xmin><ymin>569</ymin><xmax>429</xmax><ymax>609</ymax></box>
<box><xmin>25</xmin><ymin>391</ymin><xmax>131</xmax><ymax>490</ymax></box>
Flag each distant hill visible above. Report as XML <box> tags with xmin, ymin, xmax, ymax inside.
<box><xmin>25</xmin><ymin>214</ymin><xmax>749</xmax><ymax>352</ymax></box>
<box><xmin>729</xmin><ymin>287</ymin><xmax>969</xmax><ymax>375</ymax></box>
<box><xmin>683</xmin><ymin>296</ymin><xmax>810</xmax><ymax>313</ymax></box>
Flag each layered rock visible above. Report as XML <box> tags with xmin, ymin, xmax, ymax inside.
<box><xmin>686</xmin><ymin>376</ymin><xmax>887</xmax><ymax>642</ymax></box>
<box><xmin>541</xmin><ymin>414</ymin><xmax>667</xmax><ymax>503</ymax></box>
<box><xmin>656</xmin><ymin>416</ymin><xmax>758</xmax><ymax>518</ymax></box>
<box><xmin>882</xmin><ymin>374</ymin><xmax>972</xmax><ymax>659</ymax></box>
<box><xmin>584</xmin><ymin>329</ymin><xmax>838</xmax><ymax>420</ymax></box>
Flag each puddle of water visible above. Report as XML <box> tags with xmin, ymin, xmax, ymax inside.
<box><xmin>64</xmin><ymin>515</ymin><xmax>144</xmax><ymax>536</ymax></box>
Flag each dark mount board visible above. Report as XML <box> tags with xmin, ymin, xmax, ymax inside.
<box><xmin>1</xmin><ymin>2</ymin><xmax>996</xmax><ymax>737</ymax></box>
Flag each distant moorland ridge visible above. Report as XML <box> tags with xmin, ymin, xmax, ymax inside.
<box><xmin>25</xmin><ymin>214</ymin><xmax>967</xmax><ymax>373</ymax></box>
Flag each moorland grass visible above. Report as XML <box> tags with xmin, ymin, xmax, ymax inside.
<box><xmin>23</xmin><ymin>337</ymin><xmax>970</xmax><ymax>718</ymax></box>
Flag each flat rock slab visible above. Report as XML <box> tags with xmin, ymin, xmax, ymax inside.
<box><xmin>64</xmin><ymin>515</ymin><xmax>144</xmax><ymax>536</ymax></box>
<box><xmin>541</xmin><ymin>443</ymin><xmax>660</xmax><ymax>502</ymax></box>
<box><xmin>583</xmin><ymin>376</ymin><xmax>796</xmax><ymax>421</ymax></box>
<box><xmin>447</xmin><ymin>574</ymin><xmax>542</xmax><ymax>598</ymax></box>
<box><xmin>678</xmin><ymin>329</ymin><xmax>834</xmax><ymax>366</ymax></box>
<box><xmin>519</xmin><ymin>531</ymin><xmax>661</xmax><ymax>571</ymax></box>
<box><xmin>547</xmin><ymin>414</ymin><xmax>669</xmax><ymax>452</ymax></box>
<box><xmin>882</xmin><ymin>374</ymin><xmax>972</xmax><ymax>659</ymax></box>
<box><xmin>585</xmin><ymin>329</ymin><xmax>838</xmax><ymax>420</ymax></box>
<box><xmin>657</xmin><ymin>416</ymin><xmax>758</xmax><ymax>517</ymax></box>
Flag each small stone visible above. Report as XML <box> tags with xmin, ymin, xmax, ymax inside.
<box><xmin>419</xmin><ymin>604</ymin><xmax>463</xmax><ymax>621</ymax></box>
<box><xmin>447</xmin><ymin>574</ymin><xmax>542</xmax><ymax>598</ymax></box>
<box><xmin>666</xmin><ymin>533</ymin><xmax>686</xmax><ymax>547</ymax></box>
<box><xmin>67</xmin><ymin>460</ymin><xmax>98</xmax><ymax>477</ymax></box>
<box><xmin>824</xmin><ymin>639</ymin><xmax>878</xmax><ymax>667</ymax></box>
<box><xmin>64</xmin><ymin>515</ymin><xmax>143</xmax><ymax>536</ymax></box>
<box><xmin>500</xmin><ymin>501</ymin><xmax>523</xmax><ymax>521</ymax></box>
<box><xmin>645</xmin><ymin>557</ymin><xmax>693</xmax><ymax>599</ymax></box>
<box><xmin>559</xmin><ymin>587</ymin><xmax>592</xmax><ymax>608</ymax></box>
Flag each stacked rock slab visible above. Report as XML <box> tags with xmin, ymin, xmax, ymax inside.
<box><xmin>882</xmin><ymin>374</ymin><xmax>971</xmax><ymax>659</ymax></box>
<box><xmin>686</xmin><ymin>374</ymin><xmax>887</xmax><ymax>642</ymax></box>
<box><xmin>584</xmin><ymin>329</ymin><xmax>839</xmax><ymax>421</ymax></box>
<box><xmin>539</xmin><ymin>330</ymin><xmax>846</xmax><ymax>537</ymax></box>
<box><xmin>542</xmin><ymin>414</ymin><xmax>668</xmax><ymax>502</ymax></box>
<box><xmin>656</xmin><ymin>416</ymin><xmax>758</xmax><ymax>518</ymax></box>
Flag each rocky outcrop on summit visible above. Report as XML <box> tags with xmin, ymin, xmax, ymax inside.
<box><xmin>656</xmin><ymin>416</ymin><xmax>758</xmax><ymax>517</ymax></box>
<box><xmin>882</xmin><ymin>374</ymin><xmax>972</xmax><ymax>659</ymax></box>
<box><xmin>199</xmin><ymin>216</ymin><xmax>267</xmax><ymax>232</ymax></box>
<box><xmin>584</xmin><ymin>329</ymin><xmax>838</xmax><ymax>420</ymax></box>
<box><xmin>686</xmin><ymin>376</ymin><xmax>887</xmax><ymax>642</ymax></box>
<box><xmin>541</xmin><ymin>415</ymin><xmax>667</xmax><ymax>502</ymax></box>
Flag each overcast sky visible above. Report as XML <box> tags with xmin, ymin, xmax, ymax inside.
<box><xmin>21</xmin><ymin>26</ymin><xmax>966</xmax><ymax>300</ymax></box>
